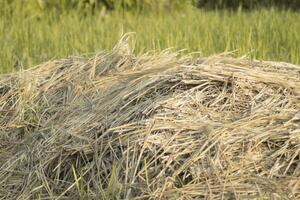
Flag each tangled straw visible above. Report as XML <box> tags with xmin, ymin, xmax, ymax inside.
<box><xmin>0</xmin><ymin>38</ymin><xmax>300</xmax><ymax>199</ymax></box>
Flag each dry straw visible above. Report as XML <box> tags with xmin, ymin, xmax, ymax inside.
<box><xmin>1</xmin><ymin>37</ymin><xmax>300</xmax><ymax>199</ymax></box>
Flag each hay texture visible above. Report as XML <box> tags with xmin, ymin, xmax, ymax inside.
<box><xmin>1</xmin><ymin>40</ymin><xmax>300</xmax><ymax>199</ymax></box>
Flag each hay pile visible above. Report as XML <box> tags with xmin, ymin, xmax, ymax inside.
<box><xmin>1</xmin><ymin>40</ymin><xmax>300</xmax><ymax>199</ymax></box>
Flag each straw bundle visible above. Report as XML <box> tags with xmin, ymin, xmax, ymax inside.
<box><xmin>1</xmin><ymin>39</ymin><xmax>300</xmax><ymax>199</ymax></box>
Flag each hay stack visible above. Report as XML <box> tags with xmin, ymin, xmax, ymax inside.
<box><xmin>1</xmin><ymin>40</ymin><xmax>300</xmax><ymax>199</ymax></box>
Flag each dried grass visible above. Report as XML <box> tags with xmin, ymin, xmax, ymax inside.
<box><xmin>1</xmin><ymin>37</ymin><xmax>300</xmax><ymax>199</ymax></box>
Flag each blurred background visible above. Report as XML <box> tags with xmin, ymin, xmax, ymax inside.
<box><xmin>0</xmin><ymin>0</ymin><xmax>299</xmax><ymax>73</ymax></box>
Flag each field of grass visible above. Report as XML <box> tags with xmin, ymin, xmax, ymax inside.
<box><xmin>0</xmin><ymin>3</ymin><xmax>300</xmax><ymax>73</ymax></box>
<box><xmin>1</xmin><ymin>2</ymin><xmax>300</xmax><ymax>199</ymax></box>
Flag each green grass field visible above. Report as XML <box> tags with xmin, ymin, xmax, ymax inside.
<box><xmin>1</xmin><ymin>4</ymin><xmax>300</xmax><ymax>73</ymax></box>
<box><xmin>1</xmin><ymin>2</ymin><xmax>300</xmax><ymax>199</ymax></box>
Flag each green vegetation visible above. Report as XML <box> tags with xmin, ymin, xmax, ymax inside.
<box><xmin>0</xmin><ymin>1</ymin><xmax>300</xmax><ymax>73</ymax></box>
<box><xmin>1</xmin><ymin>1</ymin><xmax>300</xmax><ymax>199</ymax></box>
<box><xmin>196</xmin><ymin>0</ymin><xmax>300</xmax><ymax>10</ymax></box>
